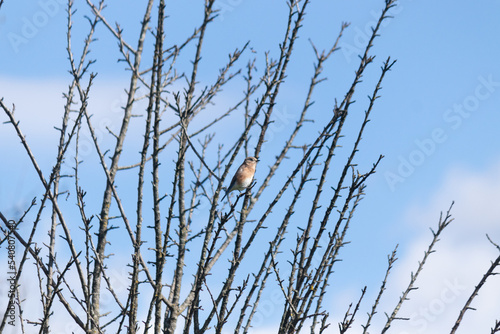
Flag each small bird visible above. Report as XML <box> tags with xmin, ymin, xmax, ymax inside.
<box><xmin>221</xmin><ymin>157</ymin><xmax>258</xmax><ymax>201</ymax></box>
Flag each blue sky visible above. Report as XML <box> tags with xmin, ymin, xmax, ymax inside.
<box><xmin>1</xmin><ymin>1</ymin><xmax>500</xmax><ymax>333</ymax></box>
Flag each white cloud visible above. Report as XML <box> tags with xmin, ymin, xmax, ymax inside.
<box><xmin>0</xmin><ymin>76</ymin><xmax>130</xmax><ymax>216</ymax></box>
<box><xmin>405</xmin><ymin>160</ymin><xmax>500</xmax><ymax>232</ymax></box>
<box><xmin>0</xmin><ymin>76</ymin><xmax>129</xmax><ymax>139</ymax></box>
<box><xmin>380</xmin><ymin>160</ymin><xmax>500</xmax><ymax>334</ymax></box>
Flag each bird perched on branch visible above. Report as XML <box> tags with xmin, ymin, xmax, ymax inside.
<box><xmin>221</xmin><ymin>156</ymin><xmax>258</xmax><ymax>201</ymax></box>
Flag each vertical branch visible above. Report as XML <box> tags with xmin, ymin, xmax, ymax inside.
<box><xmin>165</xmin><ymin>2</ymin><xmax>216</xmax><ymax>333</ymax></box>
<box><xmin>491</xmin><ymin>320</ymin><xmax>500</xmax><ymax>334</ymax></box>
<box><xmin>361</xmin><ymin>245</ymin><xmax>398</xmax><ymax>334</ymax></box>
<box><xmin>450</xmin><ymin>236</ymin><xmax>500</xmax><ymax>334</ymax></box>
<box><xmin>42</xmin><ymin>1</ymin><xmax>95</xmax><ymax>330</ymax></box>
<box><xmin>338</xmin><ymin>0</ymin><xmax>397</xmax><ymax>112</ymax></box>
<box><xmin>184</xmin><ymin>0</ymin><xmax>216</xmax><ymax>114</ymax></box>
<box><xmin>338</xmin><ymin>287</ymin><xmax>366</xmax><ymax>334</ymax></box>
<box><xmin>128</xmin><ymin>8</ymin><xmax>157</xmax><ymax>330</ymax></box>
<box><xmin>243</xmin><ymin>59</ymin><xmax>256</xmax><ymax>157</ymax></box>
<box><xmin>89</xmin><ymin>0</ymin><xmax>154</xmax><ymax>330</ymax></box>
<box><xmin>254</xmin><ymin>0</ymin><xmax>310</xmax><ymax>159</ymax></box>
<box><xmin>152</xmin><ymin>1</ymin><xmax>165</xmax><ymax>332</ymax></box>
<box><xmin>382</xmin><ymin>202</ymin><xmax>455</xmax><ymax>333</ymax></box>
<box><xmin>74</xmin><ymin>120</ymin><xmax>93</xmax><ymax>332</ymax></box>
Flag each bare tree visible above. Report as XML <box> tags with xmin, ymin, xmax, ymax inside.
<box><xmin>1</xmin><ymin>1</ymin><xmax>499</xmax><ymax>333</ymax></box>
